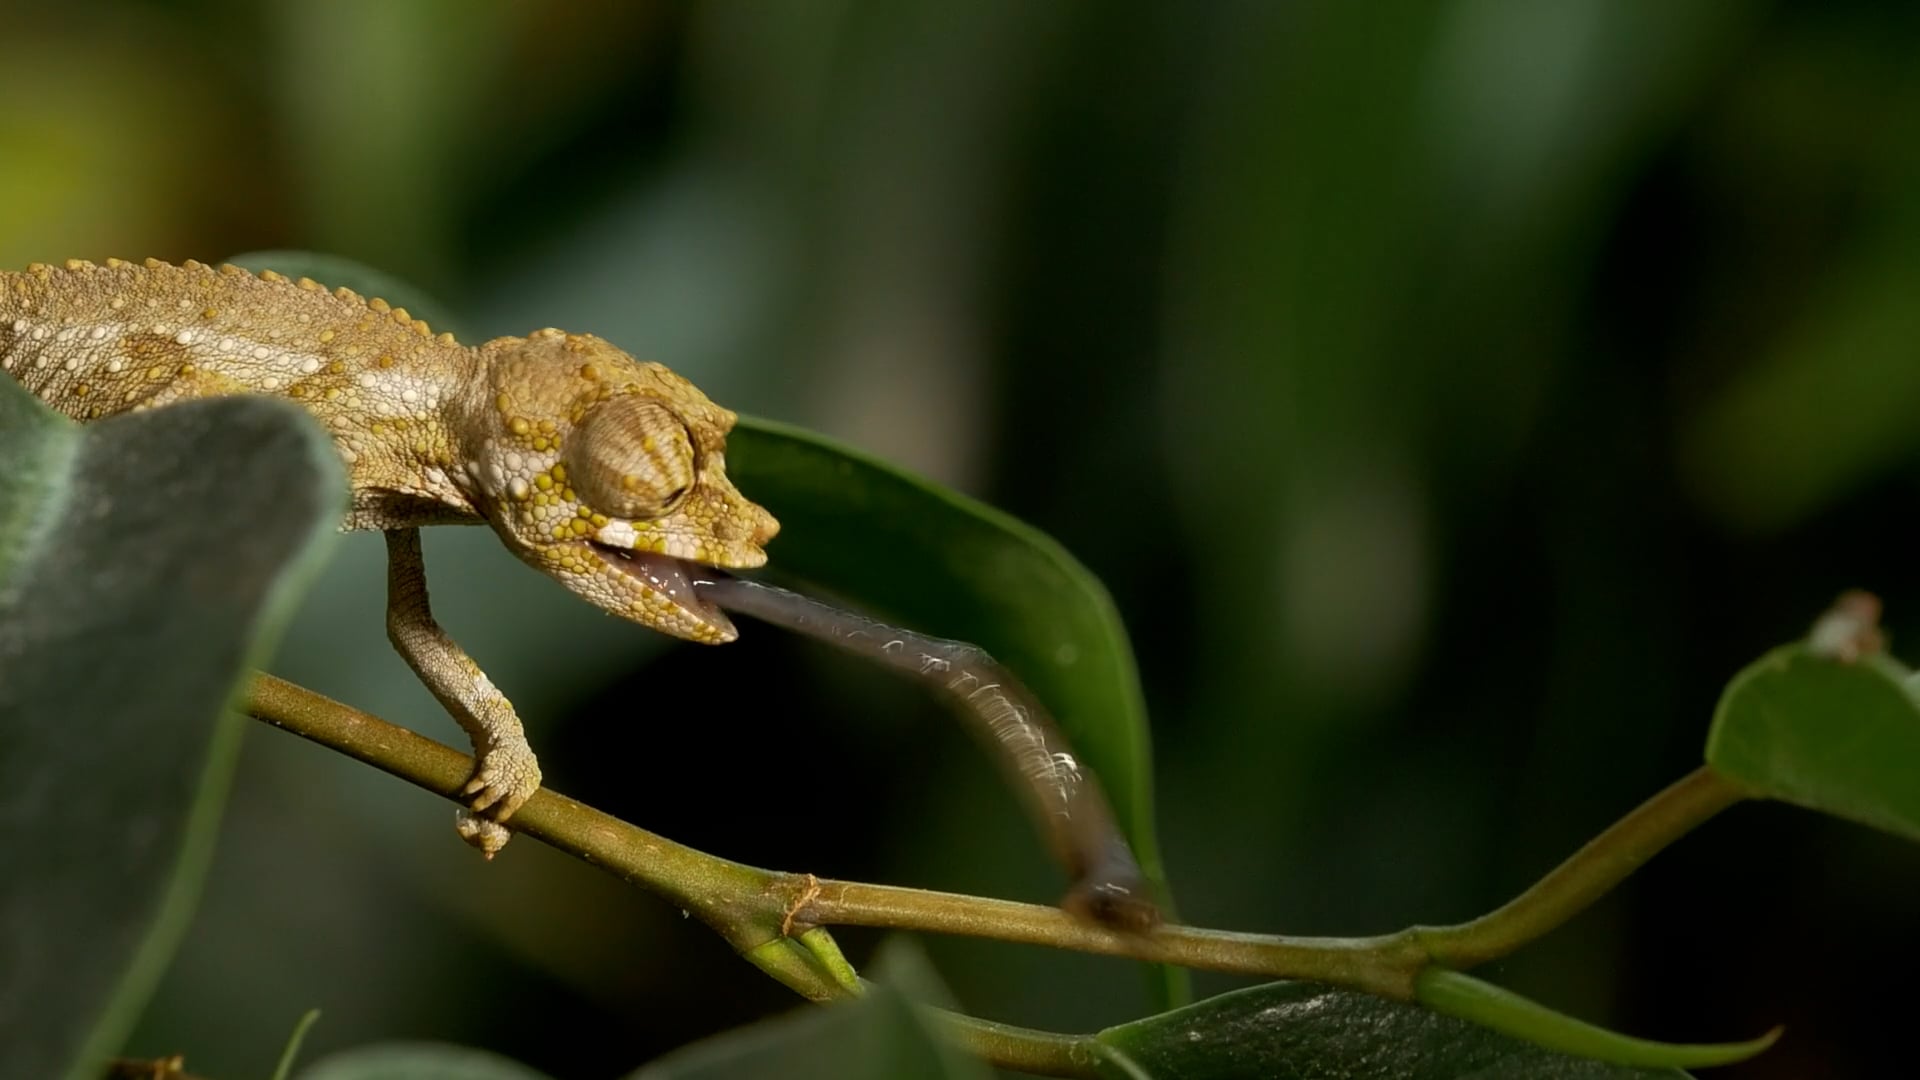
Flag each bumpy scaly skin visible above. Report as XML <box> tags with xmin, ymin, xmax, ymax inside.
<box><xmin>2</xmin><ymin>258</ymin><xmax>779</xmax><ymax>854</ymax></box>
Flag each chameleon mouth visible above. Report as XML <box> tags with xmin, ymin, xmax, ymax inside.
<box><xmin>588</xmin><ymin>542</ymin><xmax>737</xmax><ymax>640</ymax></box>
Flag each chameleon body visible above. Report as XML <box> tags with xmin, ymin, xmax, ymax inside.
<box><xmin>2</xmin><ymin>257</ymin><xmax>778</xmax><ymax>854</ymax></box>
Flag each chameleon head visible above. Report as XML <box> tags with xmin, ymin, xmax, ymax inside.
<box><xmin>469</xmin><ymin>330</ymin><xmax>779</xmax><ymax>643</ymax></box>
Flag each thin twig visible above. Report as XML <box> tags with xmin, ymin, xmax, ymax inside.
<box><xmin>1413</xmin><ymin>767</ymin><xmax>1747</xmax><ymax>968</ymax></box>
<box><xmin>245</xmin><ymin>673</ymin><xmax>1422</xmax><ymax>994</ymax></box>
<box><xmin>243</xmin><ymin>672</ymin><xmax>1748</xmax><ymax>1072</ymax></box>
<box><xmin>793</xmin><ymin>880</ymin><xmax>1423</xmax><ymax>998</ymax></box>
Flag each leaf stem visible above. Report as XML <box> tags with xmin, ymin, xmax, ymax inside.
<box><xmin>742</xmin><ymin>938</ymin><xmax>849</xmax><ymax>1002</ymax></box>
<box><xmin>797</xmin><ymin>927</ymin><xmax>864</xmax><ymax>995</ymax></box>
<box><xmin>1413</xmin><ymin>767</ymin><xmax>1748</xmax><ymax>968</ymax></box>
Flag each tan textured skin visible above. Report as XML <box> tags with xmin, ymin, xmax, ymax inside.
<box><xmin>2</xmin><ymin>258</ymin><xmax>778</xmax><ymax>854</ymax></box>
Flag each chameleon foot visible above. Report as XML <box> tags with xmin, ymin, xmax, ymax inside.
<box><xmin>454</xmin><ymin>742</ymin><xmax>542</xmax><ymax>857</ymax></box>
<box><xmin>462</xmin><ymin>741</ymin><xmax>543</xmax><ymax>816</ymax></box>
<box><xmin>455</xmin><ymin>809</ymin><xmax>514</xmax><ymax>859</ymax></box>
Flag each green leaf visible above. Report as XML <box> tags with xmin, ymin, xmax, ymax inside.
<box><xmin>1707</xmin><ymin>643</ymin><xmax>1920</xmax><ymax>840</ymax></box>
<box><xmin>221</xmin><ymin>251</ymin><xmax>1183</xmax><ymax>999</ymax></box>
<box><xmin>1415</xmin><ymin>970</ymin><xmax>1777</xmax><ymax>1071</ymax></box>
<box><xmin>299</xmin><ymin>1044</ymin><xmax>553</xmax><ymax>1080</ymax></box>
<box><xmin>1096</xmin><ymin>980</ymin><xmax>1697</xmax><ymax>1080</ymax></box>
<box><xmin>628</xmin><ymin>940</ymin><xmax>988</xmax><ymax>1080</ymax></box>
<box><xmin>0</xmin><ymin>378</ymin><xmax>344</xmax><ymax>1080</ymax></box>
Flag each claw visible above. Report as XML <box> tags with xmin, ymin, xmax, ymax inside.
<box><xmin>463</xmin><ymin>773</ymin><xmax>503</xmax><ymax>812</ymax></box>
<box><xmin>453</xmin><ymin>744</ymin><xmax>543</xmax><ymax>856</ymax></box>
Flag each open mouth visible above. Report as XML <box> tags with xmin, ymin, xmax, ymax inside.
<box><xmin>588</xmin><ymin>541</ymin><xmax>737</xmax><ymax>638</ymax></box>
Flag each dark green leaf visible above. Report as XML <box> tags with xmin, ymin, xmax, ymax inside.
<box><xmin>1707</xmin><ymin>644</ymin><xmax>1920</xmax><ymax>840</ymax></box>
<box><xmin>1096</xmin><ymin>981</ymin><xmax>1693</xmax><ymax>1080</ymax></box>
<box><xmin>0</xmin><ymin>378</ymin><xmax>344</xmax><ymax>1080</ymax></box>
<box><xmin>299</xmin><ymin>1044</ymin><xmax>553</xmax><ymax>1080</ymax></box>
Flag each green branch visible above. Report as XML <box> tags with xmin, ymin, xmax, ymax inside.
<box><xmin>1414</xmin><ymin>767</ymin><xmax>1748</xmax><ymax>968</ymax></box>
<box><xmin>244</xmin><ymin>673</ymin><xmax>1765</xmax><ymax>1075</ymax></box>
<box><xmin>792</xmin><ymin>879</ymin><xmax>1422</xmax><ymax>997</ymax></box>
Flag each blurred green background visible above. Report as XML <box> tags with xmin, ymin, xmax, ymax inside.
<box><xmin>7</xmin><ymin>1</ymin><xmax>1917</xmax><ymax>1076</ymax></box>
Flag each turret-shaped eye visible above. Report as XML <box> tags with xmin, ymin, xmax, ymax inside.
<box><xmin>565</xmin><ymin>395</ymin><xmax>696</xmax><ymax>520</ymax></box>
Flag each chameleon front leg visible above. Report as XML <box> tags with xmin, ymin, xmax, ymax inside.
<box><xmin>383</xmin><ymin>527</ymin><xmax>542</xmax><ymax>857</ymax></box>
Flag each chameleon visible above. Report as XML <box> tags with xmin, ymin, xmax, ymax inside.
<box><xmin>1</xmin><ymin>257</ymin><xmax>778</xmax><ymax>856</ymax></box>
<box><xmin>1</xmin><ymin>257</ymin><xmax>1160</xmax><ymax>927</ymax></box>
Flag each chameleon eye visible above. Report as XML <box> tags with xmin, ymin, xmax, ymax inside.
<box><xmin>565</xmin><ymin>396</ymin><xmax>697</xmax><ymax>520</ymax></box>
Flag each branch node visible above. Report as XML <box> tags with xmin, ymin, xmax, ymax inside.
<box><xmin>782</xmin><ymin>873</ymin><xmax>822</xmax><ymax>937</ymax></box>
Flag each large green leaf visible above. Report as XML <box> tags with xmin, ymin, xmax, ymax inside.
<box><xmin>1095</xmin><ymin>981</ymin><xmax>1692</xmax><ymax>1080</ymax></box>
<box><xmin>0</xmin><ymin>377</ymin><xmax>344</xmax><ymax>1079</ymax></box>
<box><xmin>225</xmin><ymin>250</ymin><xmax>1180</xmax><ymax>976</ymax></box>
<box><xmin>1707</xmin><ymin>643</ymin><xmax>1920</xmax><ymax>840</ymax></box>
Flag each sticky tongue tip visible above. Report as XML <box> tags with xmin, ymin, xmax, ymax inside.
<box><xmin>1062</xmin><ymin>878</ymin><xmax>1161</xmax><ymax>932</ymax></box>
